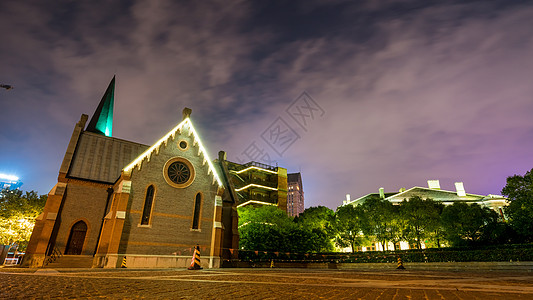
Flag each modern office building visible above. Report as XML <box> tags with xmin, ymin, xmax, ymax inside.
<box><xmin>23</xmin><ymin>77</ymin><xmax>238</xmax><ymax>269</ymax></box>
<box><xmin>219</xmin><ymin>160</ymin><xmax>288</xmax><ymax>212</ymax></box>
<box><xmin>287</xmin><ymin>172</ymin><xmax>304</xmax><ymax>217</ymax></box>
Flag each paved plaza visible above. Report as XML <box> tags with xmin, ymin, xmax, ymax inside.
<box><xmin>1</xmin><ymin>267</ymin><xmax>533</xmax><ymax>299</ymax></box>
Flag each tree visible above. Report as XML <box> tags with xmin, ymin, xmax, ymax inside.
<box><xmin>427</xmin><ymin>202</ymin><xmax>446</xmax><ymax>248</ymax></box>
<box><xmin>238</xmin><ymin>205</ymin><xmax>293</xmax><ymax>228</ymax></box>
<box><xmin>294</xmin><ymin>206</ymin><xmax>335</xmax><ymax>234</ymax></box>
<box><xmin>360</xmin><ymin>196</ymin><xmax>401</xmax><ymax>251</ymax></box>
<box><xmin>334</xmin><ymin>204</ymin><xmax>367</xmax><ymax>252</ymax></box>
<box><xmin>501</xmin><ymin>168</ymin><xmax>533</xmax><ymax>242</ymax></box>
<box><xmin>0</xmin><ymin>189</ymin><xmax>46</xmax><ymax>252</ymax></box>
<box><xmin>238</xmin><ymin>206</ymin><xmax>294</xmax><ymax>254</ymax></box>
<box><xmin>294</xmin><ymin>206</ymin><xmax>336</xmax><ymax>251</ymax></box>
<box><xmin>400</xmin><ymin>197</ymin><xmax>442</xmax><ymax>249</ymax></box>
<box><xmin>441</xmin><ymin>202</ymin><xmax>499</xmax><ymax>246</ymax></box>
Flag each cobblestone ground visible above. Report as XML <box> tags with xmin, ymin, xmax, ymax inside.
<box><xmin>1</xmin><ymin>267</ymin><xmax>533</xmax><ymax>299</ymax></box>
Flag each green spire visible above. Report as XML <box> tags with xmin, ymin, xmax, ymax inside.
<box><xmin>86</xmin><ymin>76</ymin><xmax>115</xmax><ymax>137</ymax></box>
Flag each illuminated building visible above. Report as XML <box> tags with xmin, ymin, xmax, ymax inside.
<box><xmin>287</xmin><ymin>173</ymin><xmax>304</xmax><ymax>217</ymax></box>
<box><xmin>217</xmin><ymin>160</ymin><xmax>287</xmax><ymax>212</ymax></box>
<box><xmin>23</xmin><ymin>77</ymin><xmax>238</xmax><ymax>268</ymax></box>
<box><xmin>0</xmin><ymin>173</ymin><xmax>22</xmax><ymax>190</ymax></box>
<box><xmin>344</xmin><ymin>180</ymin><xmax>508</xmax><ymax>217</ymax></box>
<box><xmin>342</xmin><ymin>180</ymin><xmax>508</xmax><ymax>251</ymax></box>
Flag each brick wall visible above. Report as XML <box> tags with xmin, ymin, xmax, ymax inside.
<box><xmin>120</xmin><ymin>130</ymin><xmax>219</xmax><ymax>256</ymax></box>
<box><xmin>55</xmin><ymin>181</ymin><xmax>110</xmax><ymax>255</ymax></box>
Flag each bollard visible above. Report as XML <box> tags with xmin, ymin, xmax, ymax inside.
<box><xmin>397</xmin><ymin>256</ymin><xmax>405</xmax><ymax>270</ymax></box>
<box><xmin>188</xmin><ymin>245</ymin><xmax>203</xmax><ymax>270</ymax></box>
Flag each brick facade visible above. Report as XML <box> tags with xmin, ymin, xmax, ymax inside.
<box><xmin>24</xmin><ymin>106</ymin><xmax>237</xmax><ymax>269</ymax></box>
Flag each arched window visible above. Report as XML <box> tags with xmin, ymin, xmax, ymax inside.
<box><xmin>141</xmin><ymin>185</ymin><xmax>155</xmax><ymax>225</ymax></box>
<box><xmin>192</xmin><ymin>193</ymin><xmax>202</xmax><ymax>229</ymax></box>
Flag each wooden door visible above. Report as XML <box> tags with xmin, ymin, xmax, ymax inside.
<box><xmin>65</xmin><ymin>221</ymin><xmax>87</xmax><ymax>255</ymax></box>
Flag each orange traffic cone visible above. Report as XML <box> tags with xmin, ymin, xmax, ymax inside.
<box><xmin>188</xmin><ymin>245</ymin><xmax>203</xmax><ymax>270</ymax></box>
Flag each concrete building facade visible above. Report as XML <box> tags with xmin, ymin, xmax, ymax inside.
<box><xmin>221</xmin><ymin>160</ymin><xmax>288</xmax><ymax>212</ymax></box>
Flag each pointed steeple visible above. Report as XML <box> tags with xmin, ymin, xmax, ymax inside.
<box><xmin>86</xmin><ymin>76</ymin><xmax>115</xmax><ymax>137</ymax></box>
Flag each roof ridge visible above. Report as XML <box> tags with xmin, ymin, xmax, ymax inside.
<box><xmin>122</xmin><ymin>118</ymin><xmax>222</xmax><ymax>186</ymax></box>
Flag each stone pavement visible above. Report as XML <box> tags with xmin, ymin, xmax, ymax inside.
<box><xmin>1</xmin><ymin>267</ymin><xmax>533</xmax><ymax>299</ymax></box>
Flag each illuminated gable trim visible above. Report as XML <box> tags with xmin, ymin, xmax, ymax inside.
<box><xmin>123</xmin><ymin>118</ymin><xmax>222</xmax><ymax>186</ymax></box>
<box><xmin>234</xmin><ymin>184</ymin><xmax>278</xmax><ymax>192</ymax></box>
<box><xmin>231</xmin><ymin>166</ymin><xmax>278</xmax><ymax>175</ymax></box>
<box><xmin>237</xmin><ymin>200</ymin><xmax>277</xmax><ymax>208</ymax></box>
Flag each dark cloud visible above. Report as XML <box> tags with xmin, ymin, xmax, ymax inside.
<box><xmin>1</xmin><ymin>0</ymin><xmax>532</xmax><ymax>209</ymax></box>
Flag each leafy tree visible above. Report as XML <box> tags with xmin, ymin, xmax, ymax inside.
<box><xmin>441</xmin><ymin>202</ymin><xmax>499</xmax><ymax>246</ymax></box>
<box><xmin>294</xmin><ymin>206</ymin><xmax>335</xmax><ymax>234</ymax></box>
<box><xmin>427</xmin><ymin>202</ymin><xmax>446</xmax><ymax>248</ymax></box>
<box><xmin>294</xmin><ymin>206</ymin><xmax>335</xmax><ymax>251</ymax></box>
<box><xmin>0</xmin><ymin>188</ymin><xmax>46</xmax><ymax>252</ymax></box>
<box><xmin>360</xmin><ymin>196</ymin><xmax>401</xmax><ymax>250</ymax></box>
<box><xmin>238</xmin><ymin>205</ymin><xmax>330</xmax><ymax>254</ymax></box>
<box><xmin>400</xmin><ymin>197</ymin><xmax>442</xmax><ymax>249</ymax></box>
<box><xmin>238</xmin><ymin>206</ymin><xmax>294</xmax><ymax>254</ymax></box>
<box><xmin>478</xmin><ymin>221</ymin><xmax>520</xmax><ymax>245</ymax></box>
<box><xmin>501</xmin><ymin>168</ymin><xmax>533</xmax><ymax>242</ymax></box>
<box><xmin>334</xmin><ymin>204</ymin><xmax>366</xmax><ymax>252</ymax></box>
<box><xmin>238</xmin><ymin>205</ymin><xmax>293</xmax><ymax>227</ymax></box>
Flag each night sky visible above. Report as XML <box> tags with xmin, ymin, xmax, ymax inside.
<box><xmin>1</xmin><ymin>0</ymin><xmax>532</xmax><ymax>209</ymax></box>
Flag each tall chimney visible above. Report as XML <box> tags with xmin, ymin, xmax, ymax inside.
<box><xmin>182</xmin><ymin>107</ymin><xmax>192</xmax><ymax>120</ymax></box>
<box><xmin>455</xmin><ymin>182</ymin><xmax>466</xmax><ymax>197</ymax></box>
<box><xmin>427</xmin><ymin>180</ymin><xmax>440</xmax><ymax>190</ymax></box>
<box><xmin>343</xmin><ymin>194</ymin><xmax>351</xmax><ymax>205</ymax></box>
<box><xmin>379</xmin><ymin>187</ymin><xmax>385</xmax><ymax>199</ymax></box>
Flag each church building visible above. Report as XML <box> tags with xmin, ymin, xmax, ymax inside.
<box><xmin>23</xmin><ymin>77</ymin><xmax>238</xmax><ymax>268</ymax></box>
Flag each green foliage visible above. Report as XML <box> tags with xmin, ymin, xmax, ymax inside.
<box><xmin>295</xmin><ymin>206</ymin><xmax>336</xmax><ymax>251</ymax></box>
<box><xmin>294</xmin><ymin>206</ymin><xmax>335</xmax><ymax>233</ymax></box>
<box><xmin>0</xmin><ymin>188</ymin><xmax>47</xmax><ymax>251</ymax></box>
<box><xmin>400</xmin><ymin>196</ymin><xmax>443</xmax><ymax>249</ymax></box>
<box><xmin>334</xmin><ymin>204</ymin><xmax>366</xmax><ymax>252</ymax></box>
<box><xmin>238</xmin><ymin>205</ymin><xmax>293</xmax><ymax>228</ymax></box>
<box><xmin>360</xmin><ymin>196</ymin><xmax>401</xmax><ymax>250</ymax></box>
<box><xmin>238</xmin><ymin>205</ymin><xmax>334</xmax><ymax>255</ymax></box>
<box><xmin>441</xmin><ymin>202</ymin><xmax>499</xmax><ymax>247</ymax></box>
<box><xmin>502</xmin><ymin>168</ymin><xmax>533</xmax><ymax>242</ymax></box>
<box><xmin>238</xmin><ymin>167</ymin><xmax>533</xmax><ymax>256</ymax></box>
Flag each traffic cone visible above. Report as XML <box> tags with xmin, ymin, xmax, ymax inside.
<box><xmin>397</xmin><ymin>256</ymin><xmax>405</xmax><ymax>269</ymax></box>
<box><xmin>188</xmin><ymin>245</ymin><xmax>203</xmax><ymax>270</ymax></box>
<box><xmin>121</xmin><ymin>256</ymin><xmax>127</xmax><ymax>268</ymax></box>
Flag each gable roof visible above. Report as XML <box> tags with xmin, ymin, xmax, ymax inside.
<box><xmin>385</xmin><ymin>186</ymin><xmax>484</xmax><ymax>203</ymax></box>
<box><xmin>122</xmin><ymin>117</ymin><xmax>222</xmax><ymax>187</ymax></box>
<box><xmin>68</xmin><ymin>131</ymin><xmax>148</xmax><ymax>183</ymax></box>
<box><xmin>348</xmin><ymin>192</ymin><xmax>397</xmax><ymax>206</ymax></box>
